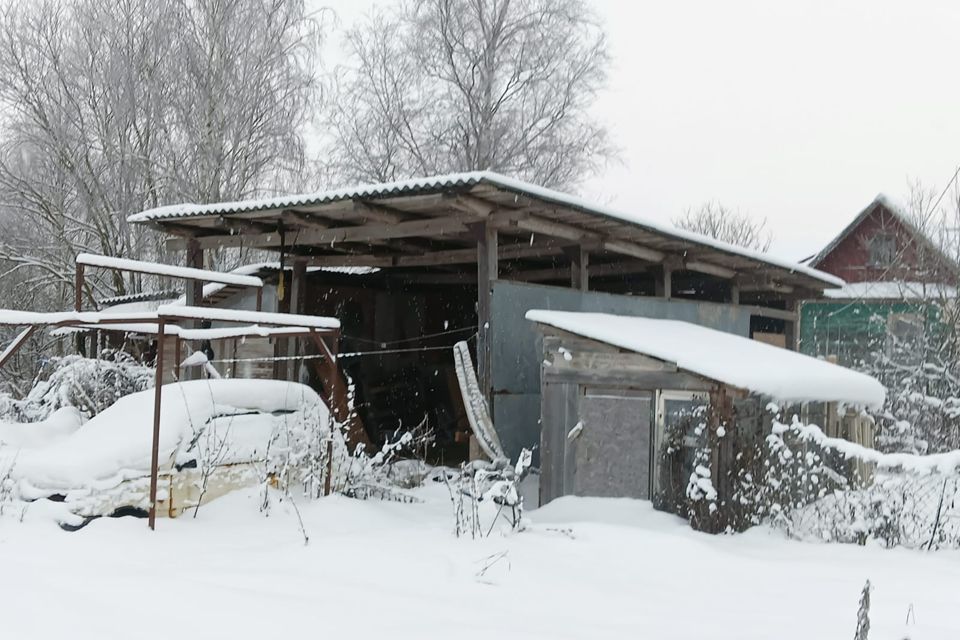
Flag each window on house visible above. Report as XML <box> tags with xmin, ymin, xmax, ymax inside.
<box><xmin>885</xmin><ymin>313</ymin><xmax>924</xmax><ymax>363</ymax></box>
<box><xmin>867</xmin><ymin>233</ymin><xmax>897</xmax><ymax>267</ymax></box>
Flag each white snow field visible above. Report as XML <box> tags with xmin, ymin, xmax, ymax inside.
<box><xmin>1</xmin><ymin>484</ymin><xmax>957</xmax><ymax>640</ymax></box>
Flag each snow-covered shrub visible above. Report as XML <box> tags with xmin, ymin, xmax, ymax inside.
<box><xmin>0</xmin><ymin>456</ymin><xmax>15</xmax><ymax>516</ymax></box>
<box><xmin>256</xmin><ymin>400</ymin><xmax>348</xmax><ymax>512</ymax></box>
<box><xmin>339</xmin><ymin>419</ymin><xmax>436</xmax><ymax>501</ymax></box>
<box><xmin>442</xmin><ymin>449</ymin><xmax>532</xmax><ymax>539</ymax></box>
<box><xmin>855</xmin><ymin>306</ymin><xmax>960</xmax><ymax>455</ymax></box>
<box><xmin>760</xmin><ymin>414</ymin><xmax>960</xmax><ymax>549</ymax></box>
<box><xmin>685</xmin><ymin>441</ymin><xmax>719</xmax><ymax>531</ymax></box>
<box><xmin>758</xmin><ymin>415</ymin><xmax>845</xmax><ymax>536</ymax></box>
<box><xmin>0</xmin><ymin>353</ymin><xmax>153</xmax><ymax>423</ymax></box>
<box><xmin>854</xmin><ymin>580</ymin><xmax>871</xmax><ymax>640</ymax></box>
<box><xmin>656</xmin><ymin>403</ymin><xmax>710</xmax><ymax>522</ymax></box>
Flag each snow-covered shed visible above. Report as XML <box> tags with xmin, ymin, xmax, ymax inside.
<box><xmin>527</xmin><ymin>310</ymin><xmax>885</xmax><ymax>527</ymax></box>
<box><xmin>127</xmin><ymin>171</ymin><xmax>845</xmax><ymax>465</ymax></box>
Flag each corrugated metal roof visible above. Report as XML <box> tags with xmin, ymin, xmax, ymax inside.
<box><xmin>127</xmin><ymin>172</ymin><xmax>489</xmax><ymax>222</ymax></box>
<box><xmin>99</xmin><ymin>290</ymin><xmax>182</xmax><ymax>306</ymax></box>
<box><xmin>128</xmin><ymin>171</ymin><xmax>844</xmax><ymax>287</ymax></box>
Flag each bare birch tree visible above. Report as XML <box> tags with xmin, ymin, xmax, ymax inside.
<box><xmin>0</xmin><ymin>0</ymin><xmax>323</xmax><ymax>393</ymax></box>
<box><xmin>674</xmin><ymin>202</ymin><xmax>773</xmax><ymax>252</ymax></box>
<box><xmin>327</xmin><ymin>0</ymin><xmax>612</xmax><ymax>188</ymax></box>
<box><xmin>0</xmin><ymin>0</ymin><xmax>322</xmax><ymax>307</ymax></box>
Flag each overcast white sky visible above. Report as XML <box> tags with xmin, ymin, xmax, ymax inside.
<box><xmin>325</xmin><ymin>0</ymin><xmax>960</xmax><ymax>262</ymax></box>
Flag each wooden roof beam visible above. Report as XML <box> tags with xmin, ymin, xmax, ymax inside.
<box><xmin>736</xmin><ymin>275</ymin><xmax>795</xmax><ymax>294</ymax></box>
<box><xmin>351</xmin><ymin>200</ymin><xmax>408</xmax><ymax>225</ymax></box>
<box><xmin>281</xmin><ymin>210</ymin><xmax>329</xmax><ymax>230</ymax></box>
<box><xmin>304</xmin><ymin>240</ymin><xmax>568</xmax><ymax>269</ymax></box>
<box><xmin>684</xmin><ymin>260</ymin><xmax>737</xmax><ymax>279</ymax></box>
<box><xmin>507</xmin><ymin>260</ymin><xmax>653</xmax><ymax>282</ymax></box>
<box><xmin>489</xmin><ymin>210</ymin><xmax>666</xmax><ymax>264</ymax></box>
<box><xmin>167</xmin><ymin>214</ymin><xmax>470</xmax><ymax>251</ymax></box>
<box><xmin>214</xmin><ymin>216</ymin><xmax>275</xmax><ymax>234</ymax></box>
<box><xmin>451</xmin><ymin>193</ymin><xmax>497</xmax><ymax>217</ymax></box>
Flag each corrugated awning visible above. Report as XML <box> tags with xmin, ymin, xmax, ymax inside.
<box><xmin>126</xmin><ymin>171</ymin><xmax>843</xmax><ymax>294</ymax></box>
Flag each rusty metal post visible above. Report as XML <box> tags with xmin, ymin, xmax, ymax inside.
<box><xmin>174</xmin><ymin>337</ymin><xmax>181</xmax><ymax>380</ymax></box>
<box><xmin>148</xmin><ymin>319</ymin><xmax>166</xmax><ymax>530</ymax></box>
<box><xmin>74</xmin><ymin>263</ymin><xmax>85</xmax><ymax>356</ymax></box>
<box><xmin>324</xmin><ymin>436</ymin><xmax>334</xmax><ymax>497</ymax></box>
<box><xmin>255</xmin><ymin>288</ymin><xmax>263</xmax><ymax>312</ymax></box>
<box><xmin>322</xmin><ymin>330</ymin><xmax>338</xmax><ymax>497</ymax></box>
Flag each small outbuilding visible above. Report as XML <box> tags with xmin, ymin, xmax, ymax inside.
<box><xmin>527</xmin><ymin>310</ymin><xmax>886</xmax><ymax>528</ymax></box>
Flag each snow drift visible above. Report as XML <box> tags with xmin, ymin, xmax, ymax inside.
<box><xmin>5</xmin><ymin>379</ymin><xmax>328</xmax><ymax>498</ymax></box>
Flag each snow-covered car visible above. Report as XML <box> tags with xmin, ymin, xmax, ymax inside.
<box><xmin>0</xmin><ymin>379</ymin><xmax>341</xmax><ymax>527</ymax></box>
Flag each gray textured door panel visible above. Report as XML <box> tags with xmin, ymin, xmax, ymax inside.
<box><xmin>573</xmin><ymin>393</ymin><xmax>652</xmax><ymax>499</ymax></box>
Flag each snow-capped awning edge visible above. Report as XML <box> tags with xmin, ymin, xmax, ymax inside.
<box><xmin>527</xmin><ymin>310</ymin><xmax>885</xmax><ymax>409</ymax></box>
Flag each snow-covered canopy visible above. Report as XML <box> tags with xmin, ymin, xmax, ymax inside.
<box><xmin>127</xmin><ymin>171</ymin><xmax>842</xmax><ymax>289</ymax></box>
<box><xmin>77</xmin><ymin>253</ymin><xmax>264</xmax><ymax>288</ymax></box>
<box><xmin>526</xmin><ymin>310</ymin><xmax>885</xmax><ymax>408</ymax></box>
<box><xmin>50</xmin><ymin>323</ymin><xmax>316</xmax><ymax>340</ymax></box>
<box><xmin>156</xmin><ymin>305</ymin><xmax>339</xmax><ymax>330</ymax></box>
<box><xmin>822</xmin><ymin>281</ymin><xmax>957</xmax><ymax>300</ymax></box>
<box><xmin>0</xmin><ymin>306</ymin><xmax>339</xmax><ymax>332</ymax></box>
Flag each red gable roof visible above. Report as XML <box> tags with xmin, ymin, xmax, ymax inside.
<box><xmin>811</xmin><ymin>195</ymin><xmax>958</xmax><ymax>284</ymax></box>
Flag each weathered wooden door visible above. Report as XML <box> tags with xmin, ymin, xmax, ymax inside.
<box><xmin>573</xmin><ymin>390</ymin><xmax>653</xmax><ymax>499</ymax></box>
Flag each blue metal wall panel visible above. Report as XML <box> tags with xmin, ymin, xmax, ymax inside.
<box><xmin>490</xmin><ymin>281</ymin><xmax>752</xmax><ymax>460</ymax></box>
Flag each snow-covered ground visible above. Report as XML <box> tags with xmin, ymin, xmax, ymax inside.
<box><xmin>1</xmin><ymin>484</ymin><xmax>956</xmax><ymax>640</ymax></box>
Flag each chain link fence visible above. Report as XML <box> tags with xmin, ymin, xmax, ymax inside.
<box><xmin>764</xmin><ymin>419</ymin><xmax>960</xmax><ymax>550</ymax></box>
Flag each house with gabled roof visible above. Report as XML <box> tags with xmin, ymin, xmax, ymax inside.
<box><xmin>800</xmin><ymin>194</ymin><xmax>958</xmax><ymax>367</ymax></box>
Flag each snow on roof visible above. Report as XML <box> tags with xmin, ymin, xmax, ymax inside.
<box><xmin>156</xmin><ymin>305</ymin><xmax>340</xmax><ymax>330</ymax></box>
<box><xmin>0</xmin><ymin>306</ymin><xmax>339</xmax><ymax>332</ymax></box>
<box><xmin>179</xmin><ymin>261</ymin><xmax>380</xmax><ymax>305</ymax></box>
<box><xmin>526</xmin><ymin>310</ymin><xmax>885</xmax><ymax>408</ymax></box>
<box><xmin>225</xmin><ymin>261</ymin><xmax>380</xmax><ymax>277</ymax></box>
<box><xmin>0</xmin><ymin>310</ymin><xmax>165</xmax><ymax>326</ymax></box>
<box><xmin>77</xmin><ymin>254</ymin><xmax>264</xmax><ymax>288</ymax></box>
<box><xmin>50</xmin><ymin>323</ymin><xmax>315</xmax><ymax>340</ymax></box>
<box><xmin>127</xmin><ymin>172</ymin><xmax>843</xmax><ymax>288</ymax></box>
<box><xmin>822</xmin><ymin>281</ymin><xmax>957</xmax><ymax>300</ymax></box>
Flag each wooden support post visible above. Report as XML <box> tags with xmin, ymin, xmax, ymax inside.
<box><xmin>730</xmin><ymin>283</ymin><xmax>740</xmax><ymax>305</ymax></box>
<box><xmin>148</xmin><ymin>319</ymin><xmax>166</xmax><ymax>531</ymax></box>
<box><xmin>287</xmin><ymin>258</ymin><xmax>307</xmax><ymax>381</ymax></box>
<box><xmin>784</xmin><ymin>300</ymin><xmax>797</xmax><ymax>351</ymax></box>
<box><xmin>183</xmin><ymin>240</ymin><xmax>203</xmax><ymax>380</ymax></box>
<box><xmin>184</xmin><ymin>239</ymin><xmax>204</xmax><ymax>307</ymax></box>
<box><xmin>476</xmin><ymin>222</ymin><xmax>498</xmax><ymax>412</ymax></box>
<box><xmin>566</xmin><ymin>245</ymin><xmax>589</xmax><ymax>291</ymax></box>
<box><xmin>74</xmin><ymin>263</ymin><xmax>84</xmax><ymax>312</ymax></box>
<box><xmin>656</xmin><ymin>265</ymin><xmax>673</xmax><ymax>299</ymax></box>
<box><xmin>74</xmin><ymin>264</ymin><xmax>86</xmax><ymax>356</ymax></box>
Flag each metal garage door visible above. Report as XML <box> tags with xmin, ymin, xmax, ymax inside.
<box><xmin>573</xmin><ymin>390</ymin><xmax>653</xmax><ymax>499</ymax></box>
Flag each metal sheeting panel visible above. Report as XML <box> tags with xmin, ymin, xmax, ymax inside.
<box><xmin>490</xmin><ymin>281</ymin><xmax>752</xmax><ymax>460</ymax></box>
